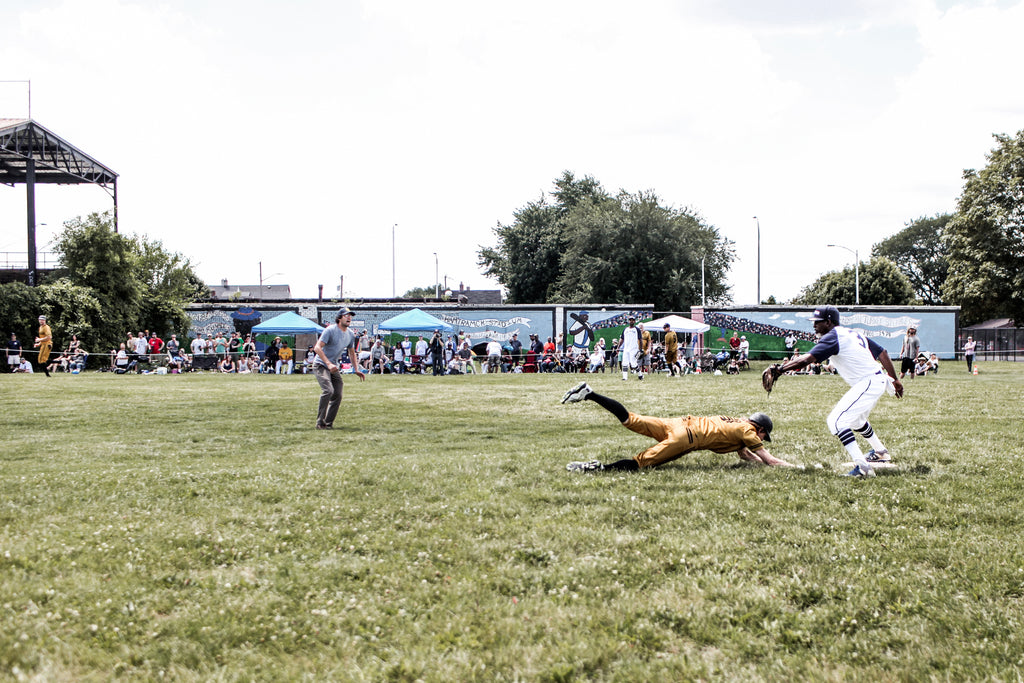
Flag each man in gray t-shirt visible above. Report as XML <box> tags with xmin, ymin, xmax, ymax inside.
<box><xmin>313</xmin><ymin>308</ymin><xmax>365</xmax><ymax>429</ymax></box>
<box><xmin>899</xmin><ymin>326</ymin><xmax>921</xmax><ymax>380</ymax></box>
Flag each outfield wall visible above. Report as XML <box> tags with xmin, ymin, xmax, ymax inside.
<box><xmin>185</xmin><ymin>303</ymin><xmax>655</xmax><ymax>351</ymax></box>
<box><xmin>691</xmin><ymin>305</ymin><xmax>961</xmax><ymax>361</ymax></box>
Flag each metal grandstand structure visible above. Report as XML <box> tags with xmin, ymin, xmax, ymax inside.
<box><xmin>0</xmin><ymin>118</ymin><xmax>118</xmax><ymax>285</ymax></box>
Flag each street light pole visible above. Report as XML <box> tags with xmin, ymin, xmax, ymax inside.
<box><xmin>392</xmin><ymin>224</ymin><xmax>397</xmax><ymax>299</ymax></box>
<box><xmin>701</xmin><ymin>256</ymin><xmax>706</xmax><ymax>307</ymax></box>
<box><xmin>827</xmin><ymin>244</ymin><xmax>860</xmax><ymax>305</ymax></box>
<box><xmin>433</xmin><ymin>252</ymin><xmax>439</xmax><ymax>299</ymax></box>
<box><xmin>258</xmin><ymin>261</ymin><xmax>283</xmax><ymax>303</ymax></box>
<box><xmin>753</xmin><ymin>216</ymin><xmax>761</xmax><ymax>304</ymax></box>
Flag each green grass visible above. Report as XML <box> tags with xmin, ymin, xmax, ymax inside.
<box><xmin>2</xmin><ymin>364</ymin><xmax>1024</xmax><ymax>681</ymax></box>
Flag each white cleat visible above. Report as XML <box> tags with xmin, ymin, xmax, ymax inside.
<box><xmin>561</xmin><ymin>382</ymin><xmax>592</xmax><ymax>404</ymax></box>
<box><xmin>566</xmin><ymin>460</ymin><xmax>603</xmax><ymax>472</ymax></box>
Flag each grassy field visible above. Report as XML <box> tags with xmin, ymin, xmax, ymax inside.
<box><xmin>2</xmin><ymin>363</ymin><xmax>1024</xmax><ymax>681</ymax></box>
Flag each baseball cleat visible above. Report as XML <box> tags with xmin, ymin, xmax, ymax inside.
<box><xmin>865</xmin><ymin>449</ymin><xmax>891</xmax><ymax>463</ymax></box>
<box><xmin>566</xmin><ymin>460</ymin><xmax>603</xmax><ymax>472</ymax></box>
<box><xmin>843</xmin><ymin>464</ymin><xmax>875</xmax><ymax>478</ymax></box>
<box><xmin>561</xmin><ymin>382</ymin><xmax>592</xmax><ymax>404</ymax></box>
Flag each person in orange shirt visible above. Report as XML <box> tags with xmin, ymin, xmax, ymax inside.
<box><xmin>34</xmin><ymin>314</ymin><xmax>53</xmax><ymax>377</ymax></box>
<box><xmin>560</xmin><ymin>382</ymin><xmax>794</xmax><ymax>471</ymax></box>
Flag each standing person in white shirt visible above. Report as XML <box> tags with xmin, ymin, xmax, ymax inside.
<box><xmin>767</xmin><ymin>305</ymin><xmax>903</xmax><ymax>477</ymax></box>
<box><xmin>485</xmin><ymin>339</ymin><xmax>503</xmax><ymax>373</ymax></box>
<box><xmin>392</xmin><ymin>340</ymin><xmax>406</xmax><ymax>374</ymax></box>
<box><xmin>619</xmin><ymin>316</ymin><xmax>643</xmax><ymax>381</ymax></box>
<box><xmin>415</xmin><ymin>335</ymin><xmax>429</xmax><ymax>359</ymax></box>
<box><xmin>963</xmin><ymin>335</ymin><xmax>977</xmax><ymax>374</ymax></box>
<box><xmin>190</xmin><ymin>334</ymin><xmax>205</xmax><ymax>356</ymax></box>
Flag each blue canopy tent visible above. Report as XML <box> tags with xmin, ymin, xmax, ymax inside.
<box><xmin>251</xmin><ymin>311</ymin><xmax>324</xmax><ymax>335</ymax></box>
<box><xmin>249</xmin><ymin>312</ymin><xmax>326</xmax><ymax>369</ymax></box>
<box><xmin>378</xmin><ymin>308</ymin><xmax>453</xmax><ymax>334</ymax></box>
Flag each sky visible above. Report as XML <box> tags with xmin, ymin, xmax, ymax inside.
<box><xmin>2</xmin><ymin>0</ymin><xmax>1024</xmax><ymax>306</ymax></box>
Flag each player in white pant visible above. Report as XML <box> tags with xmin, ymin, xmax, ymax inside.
<box><xmin>774</xmin><ymin>305</ymin><xmax>903</xmax><ymax>477</ymax></box>
<box><xmin>619</xmin><ymin>316</ymin><xmax>643</xmax><ymax>381</ymax></box>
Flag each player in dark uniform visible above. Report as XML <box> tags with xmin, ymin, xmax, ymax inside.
<box><xmin>560</xmin><ymin>382</ymin><xmax>793</xmax><ymax>471</ymax></box>
<box><xmin>770</xmin><ymin>305</ymin><xmax>903</xmax><ymax>477</ymax></box>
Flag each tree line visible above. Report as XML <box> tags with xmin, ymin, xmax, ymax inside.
<box><xmin>481</xmin><ymin>131</ymin><xmax>1024</xmax><ymax>326</ymax></box>
<box><xmin>0</xmin><ymin>211</ymin><xmax>204</xmax><ymax>363</ymax></box>
<box><xmin>793</xmin><ymin>131</ymin><xmax>1024</xmax><ymax>324</ymax></box>
<box><xmin>4</xmin><ymin>128</ymin><xmax>1019</xmax><ymax>357</ymax></box>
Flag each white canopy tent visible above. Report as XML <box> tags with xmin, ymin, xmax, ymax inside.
<box><xmin>643</xmin><ymin>314</ymin><xmax>710</xmax><ymax>334</ymax></box>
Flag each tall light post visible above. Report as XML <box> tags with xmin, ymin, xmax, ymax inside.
<box><xmin>700</xmin><ymin>256</ymin><xmax>706</xmax><ymax>307</ymax></box>
<box><xmin>258</xmin><ymin>261</ymin><xmax>282</xmax><ymax>303</ymax></box>
<box><xmin>753</xmin><ymin>216</ymin><xmax>761</xmax><ymax>305</ymax></box>
<box><xmin>827</xmin><ymin>243</ymin><xmax>860</xmax><ymax>305</ymax></box>
<box><xmin>433</xmin><ymin>252</ymin><xmax>439</xmax><ymax>299</ymax></box>
<box><xmin>392</xmin><ymin>224</ymin><xmax>397</xmax><ymax>299</ymax></box>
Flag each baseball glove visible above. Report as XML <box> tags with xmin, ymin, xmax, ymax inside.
<box><xmin>761</xmin><ymin>364</ymin><xmax>783</xmax><ymax>394</ymax></box>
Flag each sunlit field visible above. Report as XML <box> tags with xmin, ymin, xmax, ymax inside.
<box><xmin>2</xmin><ymin>362</ymin><xmax>1024</xmax><ymax>681</ymax></box>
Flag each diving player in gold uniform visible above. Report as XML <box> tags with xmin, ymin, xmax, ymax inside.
<box><xmin>560</xmin><ymin>382</ymin><xmax>794</xmax><ymax>471</ymax></box>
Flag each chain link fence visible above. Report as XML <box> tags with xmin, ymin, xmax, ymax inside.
<box><xmin>957</xmin><ymin>328</ymin><xmax>1024</xmax><ymax>362</ymax></box>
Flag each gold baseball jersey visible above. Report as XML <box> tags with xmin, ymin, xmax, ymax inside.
<box><xmin>623</xmin><ymin>413</ymin><xmax>764</xmax><ymax>469</ymax></box>
<box><xmin>36</xmin><ymin>323</ymin><xmax>53</xmax><ymax>363</ymax></box>
<box><xmin>664</xmin><ymin>330</ymin><xmax>678</xmax><ymax>362</ymax></box>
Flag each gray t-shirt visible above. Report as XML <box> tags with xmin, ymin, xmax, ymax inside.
<box><xmin>315</xmin><ymin>325</ymin><xmax>356</xmax><ymax>368</ymax></box>
<box><xmin>902</xmin><ymin>334</ymin><xmax>920</xmax><ymax>359</ymax></box>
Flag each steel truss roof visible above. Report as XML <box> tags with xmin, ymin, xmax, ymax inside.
<box><xmin>0</xmin><ymin>118</ymin><xmax>117</xmax><ymax>189</ymax></box>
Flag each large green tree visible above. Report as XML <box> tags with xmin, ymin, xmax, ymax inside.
<box><xmin>50</xmin><ymin>211</ymin><xmax>203</xmax><ymax>354</ymax></box>
<box><xmin>942</xmin><ymin>131</ymin><xmax>1024</xmax><ymax>325</ymax></box>
<box><xmin>553</xmin><ymin>190</ymin><xmax>731</xmax><ymax>309</ymax></box>
<box><xmin>872</xmin><ymin>214</ymin><xmax>951</xmax><ymax>305</ymax></box>
<box><xmin>36</xmin><ymin>279</ymin><xmax>105</xmax><ymax>352</ymax></box>
<box><xmin>479</xmin><ymin>172</ymin><xmax>733</xmax><ymax>309</ymax></box>
<box><xmin>791</xmin><ymin>257</ymin><xmax>915</xmax><ymax>306</ymax></box>
<box><xmin>132</xmin><ymin>236</ymin><xmax>207</xmax><ymax>334</ymax></box>
<box><xmin>479</xmin><ymin>172</ymin><xmax>608</xmax><ymax>303</ymax></box>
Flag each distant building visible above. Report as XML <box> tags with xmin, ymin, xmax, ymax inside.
<box><xmin>206</xmin><ymin>279</ymin><xmax>292</xmax><ymax>302</ymax></box>
<box><xmin>451</xmin><ymin>283</ymin><xmax>502</xmax><ymax>305</ymax></box>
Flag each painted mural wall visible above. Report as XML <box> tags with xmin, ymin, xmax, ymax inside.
<box><xmin>696</xmin><ymin>306</ymin><xmax>960</xmax><ymax>360</ymax></box>
<box><xmin>186</xmin><ymin>304</ymin><xmax>655</xmax><ymax>350</ymax></box>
